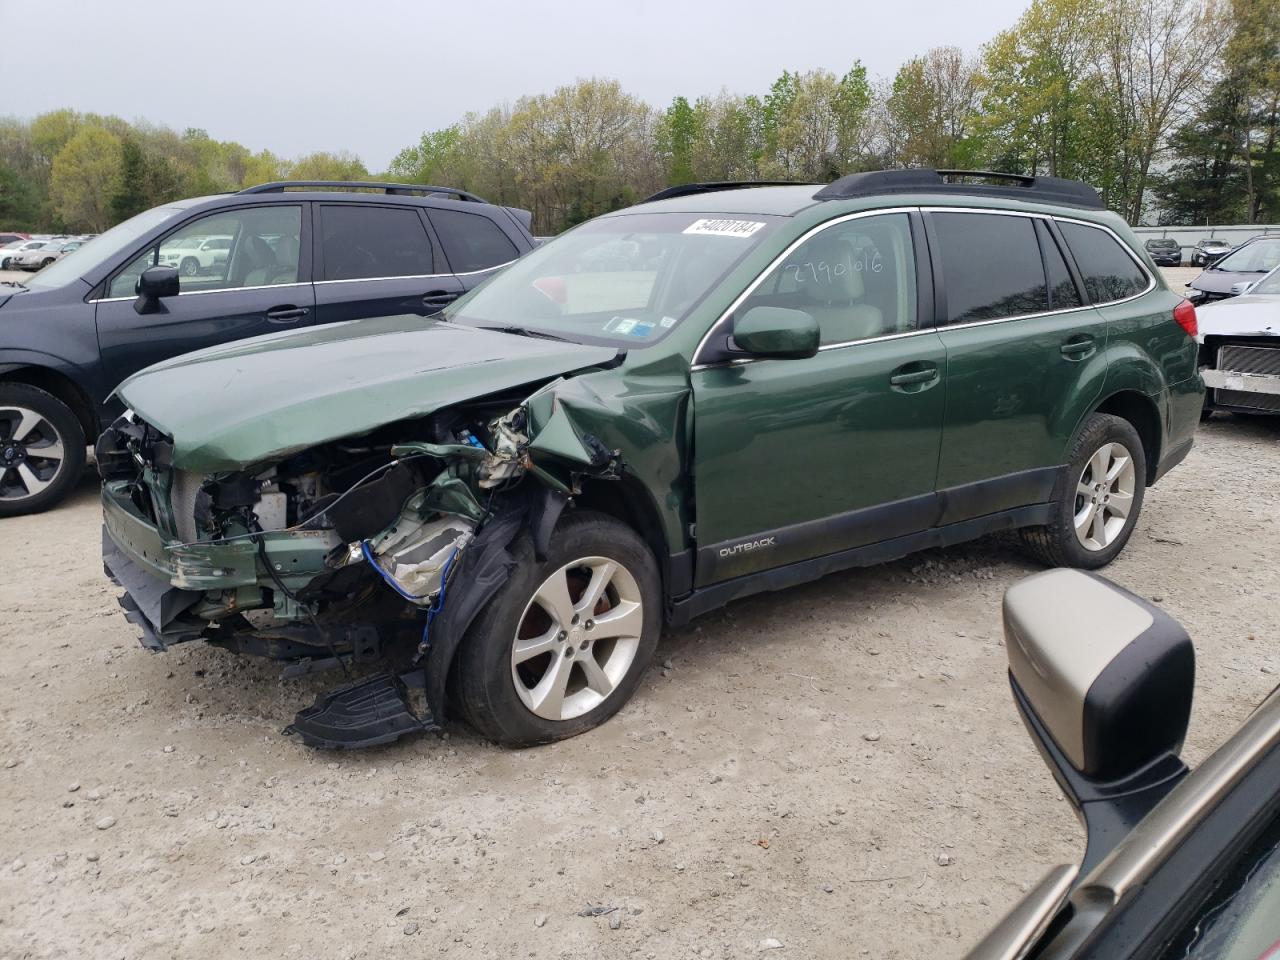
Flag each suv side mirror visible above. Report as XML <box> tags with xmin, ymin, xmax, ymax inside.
<box><xmin>732</xmin><ymin>306</ymin><xmax>819</xmax><ymax>360</ymax></box>
<box><xmin>1003</xmin><ymin>569</ymin><xmax>1194</xmax><ymax>874</ymax></box>
<box><xmin>134</xmin><ymin>265</ymin><xmax>179</xmax><ymax>315</ymax></box>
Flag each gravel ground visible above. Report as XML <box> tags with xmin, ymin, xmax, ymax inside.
<box><xmin>1</xmin><ymin>267</ymin><xmax>1278</xmax><ymax>960</ymax></box>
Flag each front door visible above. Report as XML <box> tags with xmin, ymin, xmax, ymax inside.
<box><xmin>95</xmin><ymin>203</ymin><xmax>314</xmax><ymax>409</ymax></box>
<box><xmin>313</xmin><ymin>204</ymin><xmax>464</xmax><ymax>324</ymax></box>
<box><xmin>690</xmin><ymin>211</ymin><xmax>946</xmax><ymax>586</ymax></box>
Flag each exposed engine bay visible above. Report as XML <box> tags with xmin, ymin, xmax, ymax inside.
<box><xmin>98</xmin><ymin>377</ymin><xmax>623</xmax><ymax>749</ymax></box>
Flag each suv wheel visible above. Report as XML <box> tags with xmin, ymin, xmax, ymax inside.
<box><xmin>1021</xmin><ymin>413</ymin><xmax>1146</xmax><ymax>569</ymax></box>
<box><xmin>179</xmin><ymin>257</ymin><xmax>200</xmax><ymax>277</ymax></box>
<box><xmin>451</xmin><ymin>511</ymin><xmax>660</xmax><ymax>746</ymax></box>
<box><xmin>0</xmin><ymin>383</ymin><xmax>87</xmax><ymax>517</ymax></box>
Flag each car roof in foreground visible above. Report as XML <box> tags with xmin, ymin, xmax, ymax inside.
<box><xmin>621</xmin><ymin>185</ymin><xmax>823</xmax><ymax>217</ymax></box>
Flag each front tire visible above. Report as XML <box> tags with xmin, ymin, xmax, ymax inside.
<box><xmin>1021</xmin><ymin>413</ymin><xmax>1146</xmax><ymax>569</ymax></box>
<box><xmin>451</xmin><ymin>511</ymin><xmax>661</xmax><ymax>747</ymax></box>
<box><xmin>179</xmin><ymin>257</ymin><xmax>200</xmax><ymax>277</ymax></box>
<box><xmin>0</xmin><ymin>383</ymin><xmax>87</xmax><ymax>517</ymax></box>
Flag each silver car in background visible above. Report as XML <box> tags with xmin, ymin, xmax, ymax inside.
<box><xmin>1197</xmin><ymin>262</ymin><xmax>1280</xmax><ymax>416</ymax></box>
<box><xmin>12</xmin><ymin>239</ymin><xmax>85</xmax><ymax>271</ymax></box>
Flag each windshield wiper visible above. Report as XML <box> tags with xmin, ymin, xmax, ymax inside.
<box><xmin>0</xmin><ymin>279</ymin><xmax>28</xmax><ymax>290</ymax></box>
<box><xmin>479</xmin><ymin>324</ymin><xmax>575</xmax><ymax>344</ymax></box>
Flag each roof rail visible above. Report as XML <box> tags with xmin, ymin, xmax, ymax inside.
<box><xmin>642</xmin><ymin>181</ymin><xmax>803</xmax><ymax>204</ymax></box>
<box><xmin>813</xmin><ymin>169</ymin><xmax>1104</xmax><ymax>210</ymax></box>
<box><xmin>238</xmin><ymin>181</ymin><xmax>488</xmax><ymax>203</ymax></box>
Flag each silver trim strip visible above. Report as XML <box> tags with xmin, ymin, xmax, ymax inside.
<box><xmin>91</xmin><ymin>281</ymin><xmax>310</xmax><ymax>304</ymax></box>
<box><xmin>90</xmin><ymin>260</ymin><xmax>514</xmax><ymax>303</ymax></box>
<box><xmin>691</xmin><ymin>207</ymin><xmax>1158</xmax><ymax>370</ymax></box>
<box><xmin>961</xmin><ymin>863</ymin><xmax>1078</xmax><ymax>960</ymax></box>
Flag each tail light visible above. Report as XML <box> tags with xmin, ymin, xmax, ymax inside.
<box><xmin>1173</xmin><ymin>300</ymin><xmax>1197</xmax><ymax>338</ymax></box>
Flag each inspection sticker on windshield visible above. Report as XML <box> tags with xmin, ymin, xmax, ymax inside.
<box><xmin>683</xmin><ymin>218</ymin><xmax>766</xmax><ymax>238</ymax></box>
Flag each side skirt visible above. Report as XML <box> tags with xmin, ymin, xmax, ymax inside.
<box><xmin>667</xmin><ymin>503</ymin><xmax>1052</xmax><ymax>627</ymax></box>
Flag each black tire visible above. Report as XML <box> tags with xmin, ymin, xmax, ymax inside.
<box><xmin>451</xmin><ymin>511</ymin><xmax>661</xmax><ymax>747</ymax></box>
<box><xmin>0</xmin><ymin>383</ymin><xmax>87</xmax><ymax>517</ymax></box>
<box><xmin>0</xmin><ymin>257</ymin><xmax>10</xmax><ymax>270</ymax></box>
<box><xmin>40</xmin><ymin>258</ymin><xmax>55</xmax><ymax>269</ymax></box>
<box><xmin>1020</xmin><ymin>413</ymin><xmax>1147</xmax><ymax>569</ymax></box>
<box><xmin>179</xmin><ymin>257</ymin><xmax>199</xmax><ymax>277</ymax></box>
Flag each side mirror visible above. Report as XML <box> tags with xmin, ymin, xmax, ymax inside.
<box><xmin>1003</xmin><ymin>569</ymin><xmax>1194</xmax><ymax>874</ymax></box>
<box><xmin>134</xmin><ymin>265</ymin><xmax>179</xmax><ymax>315</ymax></box>
<box><xmin>732</xmin><ymin>306</ymin><xmax>819</xmax><ymax>360</ymax></box>
<box><xmin>1230</xmin><ymin>280</ymin><xmax>1255</xmax><ymax>296</ymax></box>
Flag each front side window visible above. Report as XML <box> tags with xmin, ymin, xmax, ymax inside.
<box><xmin>736</xmin><ymin>212</ymin><xmax>918</xmax><ymax>345</ymax></box>
<box><xmin>1058</xmin><ymin>221</ymin><xmax>1149</xmax><ymax>304</ymax></box>
<box><xmin>933</xmin><ymin>212</ymin><xmax>1049</xmax><ymax>323</ymax></box>
<box><xmin>320</xmin><ymin>205</ymin><xmax>433</xmax><ymax>281</ymax></box>
<box><xmin>430</xmin><ymin>208</ymin><xmax>519</xmax><ymax>273</ymax></box>
<box><xmin>443</xmin><ymin>211</ymin><xmax>781</xmax><ymax>347</ymax></box>
<box><xmin>108</xmin><ymin>206</ymin><xmax>302</xmax><ymax>298</ymax></box>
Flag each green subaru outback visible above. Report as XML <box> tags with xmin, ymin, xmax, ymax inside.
<box><xmin>99</xmin><ymin>170</ymin><xmax>1204</xmax><ymax>748</ymax></box>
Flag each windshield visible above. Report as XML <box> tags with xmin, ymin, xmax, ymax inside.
<box><xmin>442</xmin><ymin>211</ymin><xmax>782</xmax><ymax>347</ymax></box>
<box><xmin>1212</xmin><ymin>238</ymin><xmax>1280</xmax><ymax>274</ymax></box>
<box><xmin>26</xmin><ymin>205</ymin><xmax>181</xmax><ymax>290</ymax></box>
<box><xmin>1251</xmin><ymin>265</ymin><xmax>1280</xmax><ymax>295</ymax></box>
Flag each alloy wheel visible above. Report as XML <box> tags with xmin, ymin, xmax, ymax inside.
<box><xmin>0</xmin><ymin>405</ymin><xmax>66</xmax><ymax>503</ymax></box>
<box><xmin>1073</xmin><ymin>441</ymin><xmax>1136</xmax><ymax>551</ymax></box>
<box><xmin>510</xmin><ymin>556</ymin><xmax>644</xmax><ymax>722</ymax></box>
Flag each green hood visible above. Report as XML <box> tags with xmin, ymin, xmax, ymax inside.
<box><xmin>116</xmin><ymin>313</ymin><xmax>618</xmax><ymax>473</ymax></box>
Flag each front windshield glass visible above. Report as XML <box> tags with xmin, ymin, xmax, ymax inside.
<box><xmin>1212</xmin><ymin>238</ymin><xmax>1280</xmax><ymax>273</ymax></box>
<box><xmin>442</xmin><ymin>211</ymin><xmax>782</xmax><ymax>347</ymax></box>
<box><xmin>1251</xmin><ymin>265</ymin><xmax>1280</xmax><ymax>295</ymax></box>
<box><xmin>26</xmin><ymin>205</ymin><xmax>181</xmax><ymax>290</ymax></box>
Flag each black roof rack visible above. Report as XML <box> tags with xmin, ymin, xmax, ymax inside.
<box><xmin>813</xmin><ymin>169</ymin><xmax>1104</xmax><ymax>210</ymax></box>
<box><xmin>238</xmin><ymin>181</ymin><xmax>488</xmax><ymax>203</ymax></box>
<box><xmin>642</xmin><ymin>181</ymin><xmax>803</xmax><ymax>204</ymax></box>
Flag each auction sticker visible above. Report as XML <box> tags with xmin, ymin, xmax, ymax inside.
<box><xmin>683</xmin><ymin>218</ymin><xmax>766</xmax><ymax>238</ymax></box>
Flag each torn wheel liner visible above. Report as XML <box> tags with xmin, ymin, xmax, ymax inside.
<box><xmin>286</xmin><ymin>669</ymin><xmax>435</xmax><ymax>749</ymax></box>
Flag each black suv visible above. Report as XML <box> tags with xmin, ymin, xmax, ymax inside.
<box><xmin>0</xmin><ymin>181</ymin><xmax>537</xmax><ymax>516</ymax></box>
<box><xmin>1143</xmin><ymin>237</ymin><xmax>1181</xmax><ymax>267</ymax></box>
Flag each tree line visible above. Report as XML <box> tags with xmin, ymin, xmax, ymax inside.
<box><xmin>2</xmin><ymin>0</ymin><xmax>1276</xmax><ymax>236</ymax></box>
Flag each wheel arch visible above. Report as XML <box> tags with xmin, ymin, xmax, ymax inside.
<box><xmin>1092</xmin><ymin>390</ymin><xmax>1162</xmax><ymax>484</ymax></box>
<box><xmin>572</xmin><ymin>472</ymin><xmax>680</xmax><ymax>599</ymax></box>
<box><xmin>0</xmin><ymin>363</ymin><xmax>98</xmax><ymax>444</ymax></box>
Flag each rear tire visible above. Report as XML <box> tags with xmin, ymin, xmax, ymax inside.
<box><xmin>0</xmin><ymin>383</ymin><xmax>87</xmax><ymax>517</ymax></box>
<box><xmin>451</xmin><ymin>511</ymin><xmax>661</xmax><ymax>747</ymax></box>
<box><xmin>1020</xmin><ymin>413</ymin><xmax>1146</xmax><ymax>569</ymax></box>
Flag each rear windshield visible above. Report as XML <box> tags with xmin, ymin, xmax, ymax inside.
<box><xmin>443</xmin><ymin>212</ymin><xmax>783</xmax><ymax>347</ymax></box>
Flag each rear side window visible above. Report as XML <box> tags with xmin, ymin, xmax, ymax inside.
<box><xmin>320</xmin><ymin>205</ymin><xmax>434</xmax><ymax>281</ymax></box>
<box><xmin>430</xmin><ymin>208</ymin><xmax>519</xmax><ymax>273</ymax></box>
<box><xmin>1058</xmin><ymin>222</ymin><xmax>1148</xmax><ymax>304</ymax></box>
<box><xmin>932</xmin><ymin>213</ymin><xmax>1048</xmax><ymax>324</ymax></box>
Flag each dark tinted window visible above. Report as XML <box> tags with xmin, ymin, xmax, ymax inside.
<box><xmin>1036</xmin><ymin>220</ymin><xmax>1083</xmax><ymax>309</ymax></box>
<box><xmin>933</xmin><ymin>213</ymin><xmax>1048</xmax><ymax>324</ymax></box>
<box><xmin>320</xmin><ymin>205</ymin><xmax>433</xmax><ymax>281</ymax></box>
<box><xmin>431</xmin><ymin>208</ymin><xmax>519</xmax><ymax>273</ymax></box>
<box><xmin>1058</xmin><ymin>221</ymin><xmax>1148</xmax><ymax>304</ymax></box>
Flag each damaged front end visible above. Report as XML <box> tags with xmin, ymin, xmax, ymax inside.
<box><xmin>100</xmin><ymin>380</ymin><xmax>621</xmax><ymax>749</ymax></box>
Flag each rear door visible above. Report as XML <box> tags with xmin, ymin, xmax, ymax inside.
<box><xmin>927</xmin><ymin>210</ymin><xmax>1105</xmax><ymax>523</ymax></box>
<box><xmin>95</xmin><ymin>203</ymin><xmax>315</xmax><ymax>395</ymax></box>
<box><xmin>313</xmin><ymin>203</ymin><xmax>463</xmax><ymax>324</ymax></box>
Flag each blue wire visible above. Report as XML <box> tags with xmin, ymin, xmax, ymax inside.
<box><xmin>360</xmin><ymin>539</ymin><xmax>458</xmax><ymax>653</ymax></box>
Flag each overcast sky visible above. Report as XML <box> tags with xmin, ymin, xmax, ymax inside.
<box><xmin>8</xmin><ymin>0</ymin><xmax>1030</xmax><ymax>170</ymax></box>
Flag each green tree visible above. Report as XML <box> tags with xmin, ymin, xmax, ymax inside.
<box><xmin>49</xmin><ymin>126</ymin><xmax>123</xmax><ymax>231</ymax></box>
<box><xmin>111</xmin><ymin>137</ymin><xmax>149</xmax><ymax>222</ymax></box>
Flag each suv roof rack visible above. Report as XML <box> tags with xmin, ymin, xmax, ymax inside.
<box><xmin>238</xmin><ymin>181</ymin><xmax>488</xmax><ymax>203</ymax></box>
<box><xmin>813</xmin><ymin>169</ymin><xmax>1105</xmax><ymax>210</ymax></box>
<box><xmin>642</xmin><ymin>181</ymin><xmax>802</xmax><ymax>204</ymax></box>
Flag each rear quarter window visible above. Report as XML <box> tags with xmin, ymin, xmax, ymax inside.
<box><xmin>430</xmin><ymin>208</ymin><xmax>519</xmax><ymax>274</ymax></box>
<box><xmin>1058</xmin><ymin>221</ymin><xmax>1149</xmax><ymax>304</ymax></box>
